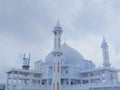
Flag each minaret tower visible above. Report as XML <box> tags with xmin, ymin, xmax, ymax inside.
<box><xmin>101</xmin><ymin>37</ymin><xmax>110</xmax><ymax>68</ymax></box>
<box><xmin>53</xmin><ymin>20</ymin><xmax>63</xmax><ymax>50</ymax></box>
<box><xmin>52</xmin><ymin>21</ymin><xmax>63</xmax><ymax>90</ymax></box>
<box><xmin>22</xmin><ymin>53</ymin><xmax>30</xmax><ymax>70</ymax></box>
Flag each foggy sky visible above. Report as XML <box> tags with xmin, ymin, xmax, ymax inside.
<box><xmin>0</xmin><ymin>0</ymin><xmax>120</xmax><ymax>83</ymax></box>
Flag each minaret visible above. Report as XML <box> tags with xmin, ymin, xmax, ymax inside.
<box><xmin>53</xmin><ymin>20</ymin><xmax>63</xmax><ymax>50</ymax></box>
<box><xmin>22</xmin><ymin>53</ymin><xmax>30</xmax><ymax>70</ymax></box>
<box><xmin>52</xmin><ymin>21</ymin><xmax>63</xmax><ymax>90</ymax></box>
<box><xmin>101</xmin><ymin>37</ymin><xmax>110</xmax><ymax>68</ymax></box>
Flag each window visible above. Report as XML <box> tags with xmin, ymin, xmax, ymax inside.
<box><xmin>66</xmin><ymin>70</ymin><xmax>68</xmax><ymax>74</ymax></box>
<box><xmin>55</xmin><ymin>32</ymin><xmax>57</xmax><ymax>35</ymax></box>
<box><xmin>71</xmin><ymin>82</ymin><xmax>73</xmax><ymax>85</ymax></box>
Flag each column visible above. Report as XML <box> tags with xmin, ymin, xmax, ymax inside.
<box><xmin>29</xmin><ymin>73</ymin><xmax>32</xmax><ymax>86</ymax></box>
<box><xmin>6</xmin><ymin>73</ymin><xmax>9</xmax><ymax>89</ymax></box>
<box><xmin>88</xmin><ymin>73</ymin><xmax>91</xmax><ymax>85</ymax></box>
<box><xmin>11</xmin><ymin>71</ymin><xmax>14</xmax><ymax>89</ymax></box>
<box><xmin>16</xmin><ymin>72</ymin><xmax>19</xmax><ymax>86</ymax></box>
<box><xmin>100</xmin><ymin>71</ymin><xmax>103</xmax><ymax>84</ymax></box>
<box><xmin>69</xmin><ymin>79</ymin><xmax>71</xmax><ymax>86</ymax></box>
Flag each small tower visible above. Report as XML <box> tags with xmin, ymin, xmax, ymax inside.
<box><xmin>53</xmin><ymin>20</ymin><xmax>63</xmax><ymax>50</ymax></box>
<box><xmin>52</xmin><ymin>21</ymin><xmax>63</xmax><ymax>90</ymax></box>
<box><xmin>22</xmin><ymin>53</ymin><xmax>30</xmax><ymax>70</ymax></box>
<box><xmin>101</xmin><ymin>37</ymin><xmax>110</xmax><ymax>68</ymax></box>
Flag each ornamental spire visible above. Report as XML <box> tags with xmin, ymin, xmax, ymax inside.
<box><xmin>54</xmin><ymin>20</ymin><xmax>62</xmax><ymax>31</ymax></box>
<box><xmin>102</xmin><ymin>36</ymin><xmax>107</xmax><ymax>45</ymax></box>
<box><xmin>56</xmin><ymin>19</ymin><xmax>61</xmax><ymax>27</ymax></box>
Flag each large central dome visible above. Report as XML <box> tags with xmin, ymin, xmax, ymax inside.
<box><xmin>45</xmin><ymin>43</ymin><xmax>84</xmax><ymax>65</ymax></box>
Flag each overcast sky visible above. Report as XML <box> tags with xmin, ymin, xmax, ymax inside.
<box><xmin>0</xmin><ymin>0</ymin><xmax>120</xmax><ymax>83</ymax></box>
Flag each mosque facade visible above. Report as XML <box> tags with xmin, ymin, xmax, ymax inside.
<box><xmin>5</xmin><ymin>22</ymin><xmax>120</xmax><ymax>90</ymax></box>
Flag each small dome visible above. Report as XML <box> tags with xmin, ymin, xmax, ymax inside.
<box><xmin>45</xmin><ymin>43</ymin><xmax>84</xmax><ymax>65</ymax></box>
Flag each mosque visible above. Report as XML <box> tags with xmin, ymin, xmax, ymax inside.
<box><xmin>5</xmin><ymin>21</ymin><xmax>120</xmax><ymax>90</ymax></box>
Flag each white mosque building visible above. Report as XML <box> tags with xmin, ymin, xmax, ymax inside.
<box><xmin>5</xmin><ymin>21</ymin><xmax>120</xmax><ymax>90</ymax></box>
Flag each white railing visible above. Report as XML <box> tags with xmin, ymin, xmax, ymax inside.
<box><xmin>5</xmin><ymin>82</ymin><xmax>120</xmax><ymax>90</ymax></box>
<box><xmin>6</xmin><ymin>84</ymin><xmax>47</xmax><ymax>90</ymax></box>
<box><xmin>89</xmin><ymin>82</ymin><xmax>120</xmax><ymax>87</ymax></box>
<box><xmin>61</xmin><ymin>82</ymin><xmax>120</xmax><ymax>88</ymax></box>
